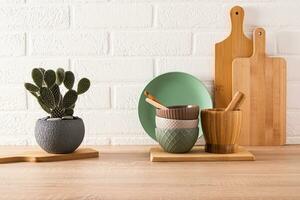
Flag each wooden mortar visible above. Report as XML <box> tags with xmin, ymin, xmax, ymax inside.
<box><xmin>201</xmin><ymin>109</ymin><xmax>242</xmax><ymax>154</ymax></box>
<box><xmin>201</xmin><ymin>92</ymin><xmax>244</xmax><ymax>154</ymax></box>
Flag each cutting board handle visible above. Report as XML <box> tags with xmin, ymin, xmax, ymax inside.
<box><xmin>253</xmin><ymin>28</ymin><xmax>266</xmax><ymax>56</ymax></box>
<box><xmin>230</xmin><ymin>6</ymin><xmax>246</xmax><ymax>36</ymax></box>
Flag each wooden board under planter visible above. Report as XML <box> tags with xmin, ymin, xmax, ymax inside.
<box><xmin>0</xmin><ymin>148</ymin><xmax>99</xmax><ymax>164</ymax></box>
<box><xmin>150</xmin><ymin>146</ymin><xmax>255</xmax><ymax>162</ymax></box>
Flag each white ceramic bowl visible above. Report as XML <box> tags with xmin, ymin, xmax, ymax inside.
<box><xmin>155</xmin><ymin>116</ymin><xmax>199</xmax><ymax>129</ymax></box>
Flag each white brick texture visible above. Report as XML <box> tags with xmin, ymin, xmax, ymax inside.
<box><xmin>157</xmin><ymin>58</ymin><xmax>212</xmax><ymax>81</ymax></box>
<box><xmin>156</xmin><ymin>3</ymin><xmax>226</xmax><ymax>28</ymax></box>
<box><xmin>113</xmin><ymin>84</ymin><xmax>144</xmax><ymax>109</ymax></box>
<box><xmin>76</xmin><ymin>84</ymin><xmax>111</xmax><ymax>109</ymax></box>
<box><xmin>0</xmin><ymin>86</ymin><xmax>26</xmax><ymax>110</ymax></box>
<box><xmin>0</xmin><ymin>0</ymin><xmax>299</xmax><ymax>145</ymax></box>
<box><xmin>72</xmin><ymin>58</ymin><xmax>153</xmax><ymax>82</ymax></box>
<box><xmin>74</xmin><ymin>4</ymin><xmax>152</xmax><ymax>28</ymax></box>
<box><xmin>0</xmin><ymin>0</ymin><xmax>24</xmax><ymax>3</ymax></box>
<box><xmin>78</xmin><ymin>110</ymin><xmax>143</xmax><ymax>135</ymax></box>
<box><xmin>30</xmin><ymin>32</ymin><xmax>108</xmax><ymax>56</ymax></box>
<box><xmin>0</xmin><ymin>6</ymin><xmax>69</xmax><ymax>30</ymax></box>
<box><xmin>277</xmin><ymin>32</ymin><xmax>300</xmax><ymax>55</ymax></box>
<box><xmin>157</xmin><ymin>3</ymin><xmax>300</xmax><ymax>29</ymax></box>
<box><xmin>0</xmin><ymin>33</ymin><xmax>25</xmax><ymax>56</ymax></box>
<box><xmin>0</xmin><ymin>58</ymin><xmax>69</xmax><ymax>84</ymax></box>
<box><xmin>112</xmin><ymin>31</ymin><xmax>192</xmax><ymax>56</ymax></box>
<box><xmin>286</xmin><ymin>56</ymin><xmax>300</xmax><ymax>81</ymax></box>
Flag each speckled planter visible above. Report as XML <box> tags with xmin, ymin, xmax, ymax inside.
<box><xmin>35</xmin><ymin>117</ymin><xmax>85</xmax><ymax>154</ymax></box>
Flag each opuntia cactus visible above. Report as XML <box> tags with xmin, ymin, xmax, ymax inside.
<box><xmin>44</xmin><ymin>70</ymin><xmax>56</xmax><ymax>88</ymax></box>
<box><xmin>64</xmin><ymin>71</ymin><xmax>75</xmax><ymax>90</ymax></box>
<box><xmin>32</xmin><ymin>68</ymin><xmax>44</xmax><ymax>88</ymax></box>
<box><xmin>77</xmin><ymin>78</ymin><xmax>90</xmax><ymax>95</ymax></box>
<box><xmin>63</xmin><ymin>90</ymin><xmax>78</xmax><ymax>109</ymax></box>
<box><xmin>56</xmin><ymin>68</ymin><xmax>65</xmax><ymax>85</ymax></box>
<box><xmin>25</xmin><ymin>68</ymin><xmax>90</xmax><ymax>118</ymax></box>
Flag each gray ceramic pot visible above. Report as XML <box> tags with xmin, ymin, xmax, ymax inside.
<box><xmin>35</xmin><ymin>117</ymin><xmax>85</xmax><ymax>154</ymax></box>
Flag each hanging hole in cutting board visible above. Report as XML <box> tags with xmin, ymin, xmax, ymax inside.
<box><xmin>235</xmin><ymin>11</ymin><xmax>239</xmax><ymax>15</ymax></box>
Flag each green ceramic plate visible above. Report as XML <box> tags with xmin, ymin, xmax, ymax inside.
<box><xmin>138</xmin><ymin>72</ymin><xmax>213</xmax><ymax>141</ymax></box>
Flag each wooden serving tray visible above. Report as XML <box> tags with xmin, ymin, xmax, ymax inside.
<box><xmin>0</xmin><ymin>148</ymin><xmax>99</xmax><ymax>164</ymax></box>
<box><xmin>150</xmin><ymin>146</ymin><xmax>255</xmax><ymax>162</ymax></box>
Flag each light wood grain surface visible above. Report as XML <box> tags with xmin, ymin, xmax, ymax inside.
<box><xmin>150</xmin><ymin>146</ymin><xmax>255</xmax><ymax>162</ymax></box>
<box><xmin>0</xmin><ymin>148</ymin><xmax>99</xmax><ymax>163</ymax></box>
<box><xmin>214</xmin><ymin>6</ymin><xmax>253</xmax><ymax>108</ymax></box>
<box><xmin>232</xmin><ymin>28</ymin><xmax>286</xmax><ymax>146</ymax></box>
<box><xmin>201</xmin><ymin>109</ymin><xmax>242</xmax><ymax>153</ymax></box>
<box><xmin>0</xmin><ymin>145</ymin><xmax>299</xmax><ymax>200</ymax></box>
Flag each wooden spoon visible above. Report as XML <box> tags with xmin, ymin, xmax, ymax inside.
<box><xmin>225</xmin><ymin>91</ymin><xmax>245</xmax><ymax>111</ymax></box>
<box><xmin>145</xmin><ymin>98</ymin><xmax>168</xmax><ymax>110</ymax></box>
<box><xmin>144</xmin><ymin>91</ymin><xmax>168</xmax><ymax>110</ymax></box>
<box><xmin>144</xmin><ymin>91</ymin><xmax>162</xmax><ymax>103</ymax></box>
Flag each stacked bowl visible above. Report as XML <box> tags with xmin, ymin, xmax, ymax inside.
<box><xmin>155</xmin><ymin>105</ymin><xmax>200</xmax><ymax>153</ymax></box>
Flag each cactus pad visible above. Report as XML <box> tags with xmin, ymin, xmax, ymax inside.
<box><xmin>77</xmin><ymin>78</ymin><xmax>90</xmax><ymax>95</ymax></box>
<box><xmin>64</xmin><ymin>108</ymin><xmax>74</xmax><ymax>116</ymax></box>
<box><xmin>64</xmin><ymin>71</ymin><xmax>75</xmax><ymax>90</ymax></box>
<box><xmin>63</xmin><ymin>90</ymin><xmax>78</xmax><ymax>108</ymax></box>
<box><xmin>30</xmin><ymin>91</ymin><xmax>38</xmax><ymax>98</ymax></box>
<box><xmin>24</xmin><ymin>83</ymin><xmax>39</xmax><ymax>93</ymax></box>
<box><xmin>39</xmin><ymin>68</ymin><xmax>46</xmax><ymax>74</ymax></box>
<box><xmin>50</xmin><ymin>84</ymin><xmax>60</xmax><ymax>105</ymax></box>
<box><xmin>51</xmin><ymin>107</ymin><xmax>64</xmax><ymax>118</ymax></box>
<box><xmin>38</xmin><ymin>97</ymin><xmax>51</xmax><ymax>114</ymax></box>
<box><xmin>32</xmin><ymin>68</ymin><xmax>44</xmax><ymax>88</ymax></box>
<box><xmin>44</xmin><ymin>70</ymin><xmax>56</xmax><ymax>88</ymax></box>
<box><xmin>56</xmin><ymin>68</ymin><xmax>65</xmax><ymax>85</ymax></box>
<box><xmin>40</xmin><ymin>87</ymin><xmax>56</xmax><ymax>109</ymax></box>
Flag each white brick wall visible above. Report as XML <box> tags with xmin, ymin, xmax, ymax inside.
<box><xmin>0</xmin><ymin>6</ymin><xmax>69</xmax><ymax>29</ymax></box>
<box><xmin>30</xmin><ymin>32</ymin><xmax>108</xmax><ymax>56</ymax></box>
<box><xmin>112</xmin><ymin>31</ymin><xmax>192</xmax><ymax>56</ymax></box>
<box><xmin>0</xmin><ymin>0</ymin><xmax>299</xmax><ymax>145</ymax></box>
<box><xmin>74</xmin><ymin>4</ymin><xmax>152</xmax><ymax>28</ymax></box>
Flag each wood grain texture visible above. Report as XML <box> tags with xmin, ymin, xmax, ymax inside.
<box><xmin>145</xmin><ymin>98</ymin><xmax>167</xmax><ymax>109</ymax></box>
<box><xmin>0</xmin><ymin>145</ymin><xmax>299</xmax><ymax>200</ymax></box>
<box><xmin>225</xmin><ymin>91</ymin><xmax>245</xmax><ymax>111</ymax></box>
<box><xmin>201</xmin><ymin>109</ymin><xmax>242</xmax><ymax>153</ymax></box>
<box><xmin>150</xmin><ymin>146</ymin><xmax>254</xmax><ymax>162</ymax></box>
<box><xmin>215</xmin><ymin>6</ymin><xmax>253</xmax><ymax>108</ymax></box>
<box><xmin>0</xmin><ymin>148</ymin><xmax>99</xmax><ymax>163</ymax></box>
<box><xmin>232</xmin><ymin>28</ymin><xmax>286</xmax><ymax>146</ymax></box>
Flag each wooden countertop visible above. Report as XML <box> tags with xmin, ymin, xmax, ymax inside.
<box><xmin>0</xmin><ymin>145</ymin><xmax>300</xmax><ymax>200</ymax></box>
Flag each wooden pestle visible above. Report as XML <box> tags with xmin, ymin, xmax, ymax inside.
<box><xmin>225</xmin><ymin>92</ymin><xmax>245</xmax><ymax>111</ymax></box>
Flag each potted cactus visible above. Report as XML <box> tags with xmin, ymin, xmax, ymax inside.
<box><xmin>25</xmin><ymin>68</ymin><xmax>90</xmax><ymax>154</ymax></box>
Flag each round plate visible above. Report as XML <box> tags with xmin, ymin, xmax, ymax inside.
<box><xmin>138</xmin><ymin>72</ymin><xmax>213</xmax><ymax>141</ymax></box>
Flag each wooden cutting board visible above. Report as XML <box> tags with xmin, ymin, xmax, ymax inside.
<box><xmin>215</xmin><ymin>6</ymin><xmax>253</xmax><ymax>108</ymax></box>
<box><xmin>0</xmin><ymin>148</ymin><xmax>99</xmax><ymax>163</ymax></box>
<box><xmin>232</xmin><ymin>28</ymin><xmax>286</xmax><ymax>145</ymax></box>
<box><xmin>150</xmin><ymin>146</ymin><xmax>255</xmax><ymax>162</ymax></box>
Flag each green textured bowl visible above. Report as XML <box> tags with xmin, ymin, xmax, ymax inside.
<box><xmin>138</xmin><ymin>72</ymin><xmax>213</xmax><ymax>141</ymax></box>
<box><xmin>155</xmin><ymin>128</ymin><xmax>199</xmax><ymax>153</ymax></box>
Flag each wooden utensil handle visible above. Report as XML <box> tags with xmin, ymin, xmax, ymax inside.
<box><xmin>144</xmin><ymin>91</ymin><xmax>161</xmax><ymax>104</ymax></box>
<box><xmin>225</xmin><ymin>91</ymin><xmax>245</xmax><ymax>111</ymax></box>
<box><xmin>145</xmin><ymin>98</ymin><xmax>168</xmax><ymax>110</ymax></box>
<box><xmin>253</xmin><ymin>28</ymin><xmax>266</xmax><ymax>56</ymax></box>
<box><xmin>230</xmin><ymin>6</ymin><xmax>245</xmax><ymax>34</ymax></box>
